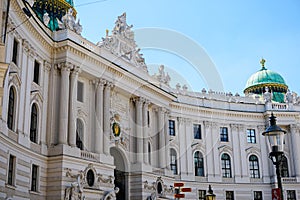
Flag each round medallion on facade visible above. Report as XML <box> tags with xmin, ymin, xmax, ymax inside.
<box><xmin>112</xmin><ymin>122</ymin><xmax>121</xmax><ymax>137</ymax></box>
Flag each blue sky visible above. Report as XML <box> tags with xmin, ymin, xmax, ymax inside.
<box><xmin>75</xmin><ymin>0</ymin><xmax>300</xmax><ymax>95</ymax></box>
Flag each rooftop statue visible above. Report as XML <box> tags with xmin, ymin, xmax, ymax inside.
<box><xmin>57</xmin><ymin>8</ymin><xmax>82</xmax><ymax>35</ymax></box>
<box><xmin>99</xmin><ymin>13</ymin><xmax>148</xmax><ymax>72</ymax></box>
<box><xmin>263</xmin><ymin>86</ymin><xmax>272</xmax><ymax>103</ymax></box>
<box><xmin>153</xmin><ymin>65</ymin><xmax>171</xmax><ymax>86</ymax></box>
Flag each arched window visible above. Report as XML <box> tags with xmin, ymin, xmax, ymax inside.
<box><xmin>30</xmin><ymin>103</ymin><xmax>38</xmax><ymax>143</ymax></box>
<box><xmin>7</xmin><ymin>87</ymin><xmax>15</xmax><ymax>130</ymax></box>
<box><xmin>170</xmin><ymin>149</ymin><xmax>178</xmax><ymax>175</ymax></box>
<box><xmin>249</xmin><ymin>155</ymin><xmax>260</xmax><ymax>178</ymax></box>
<box><xmin>281</xmin><ymin>156</ymin><xmax>289</xmax><ymax>177</ymax></box>
<box><xmin>76</xmin><ymin>119</ymin><xmax>84</xmax><ymax>150</ymax></box>
<box><xmin>194</xmin><ymin>151</ymin><xmax>204</xmax><ymax>176</ymax></box>
<box><xmin>148</xmin><ymin>142</ymin><xmax>151</xmax><ymax>164</ymax></box>
<box><xmin>221</xmin><ymin>153</ymin><xmax>232</xmax><ymax>178</ymax></box>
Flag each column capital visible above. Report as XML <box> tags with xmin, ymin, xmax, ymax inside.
<box><xmin>290</xmin><ymin>124</ymin><xmax>300</xmax><ymax>133</ymax></box>
<box><xmin>57</xmin><ymin>62</ymin><xmax>72</xmax><ymax>72</ymax></box>
<box><xmin>204</xmin><ymin>121</ymin><xmax>212</xmax><ymax>129</ymax></box>
<box><xmin>105</xmin><ymin>81</ymin><xmax>113</xmax><ymax>88</ymax></box>
<box><xmin>257</xmin><ymin>125</ymin><xmax>266</xmax><ymax>133</ymax></box>
<box><xmin>238</xmin><ymin>124</ymin><xmax>245</xmax><ymax>131</ymax></box>
<box><xmin>177</xmin><ymin>117</ymin><xmax>186</xmax><ymax>125</ymax></box>
<box><xmin>158</xmin><ymin>107</ymin><xmax>168</xmax><ymax>114</ymax></box>
<box><xmin>230</xmin><ymin>124</ymin><xmax>239</xmax><ymax>131</ymax></box>
<box><xmin>71</xmin><ymin>65</ymin><xmax>81</xmax><ymax>75</ymax></box>
<box><xmin>44</xmin><ymin>60</ymin><xmax>52</xmax><ymax>72</ymax></box>
<box><xmin>94</xmin><ymin>79</ymin><xmax>106</xmax><ymax>88</ymax></box>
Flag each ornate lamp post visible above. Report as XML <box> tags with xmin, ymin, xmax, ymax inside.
<box><xmin>205</xmin><ymin>185</ymin><xmax>216</xmax><ymax>200</ymax></box>
<box><xmin>262</xmin><ymin>113</ymin><xmax>286</xmax><ymax>200</ymax></box>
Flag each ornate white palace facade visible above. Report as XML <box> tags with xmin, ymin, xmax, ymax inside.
<box><xmin>0</xmin><ymin>0</ymin><xmax>300</xmax><ymax>199</ymax></box>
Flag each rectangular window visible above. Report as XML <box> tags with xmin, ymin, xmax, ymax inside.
<box><xmin>193</xmin><ymin>124</ymin><xmax>201</xmax><ymax>139</ymax></box>
<box><xmin>7</xmin><ymin>155</ymin><xmax>15</xmax><ymax>186</ymax></box>
<box><xmin>247</xmin><ymin>129</ymin><xmax>256</xmax><ymax>143</ymax></box>
<box><xmin>33</xmin><ymin>61</ymin><xmax>40</xmax><ymax>84</ymax></box>
<box><xmin>169</xmin><ymin>120</ymin><xmax>175</xmax><ymax>136</ymax></box>
<box><xmin>287</xmin><ymin>190</ymin><xmax>296</xmax><ymax>200</ymax></box>
<box><xmin>198</xmin><ymin>190</ymin><xmax>206</xmax><ymax>200</ymax></box>
<box><xmin>31</xmin><ymin>164</ymin><xmax>39</xmax><ymax>192</ymax></box>
<box><xmin>254</xmin><ymin>191</ymin><xmax>263</xmax><ymax>200</ymax></box>
<box><xmin>226</xmin><ymin>191</ymin><xmax>234</xmax><ymax>200</ymax></box>
<box><xmin>77</xmin><ymin>81</ymin><xmax>84</xmax><ymax>102</ymax></box>
<box><xmin>12</xmin><ymin>39</ymin><xmax>19</xmax><ymax>65</ymax></box>
<box><xmin>220</xmin><ymin>127</ymin><xmax>229</xmax><ymax>142</ymax></box>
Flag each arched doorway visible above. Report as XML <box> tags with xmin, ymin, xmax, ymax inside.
<box><xmin>110</xmin><ymin>147</ymin><xmax>127</xmax><ymax>200</ymax></box>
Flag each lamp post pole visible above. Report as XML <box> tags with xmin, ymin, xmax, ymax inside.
<box><xmin>270</xmin><ymin>151</ymin><xmax>284</xmax><ymax>200</ymax></box>
<box><xmin>263</xmin><ymin>113</ymin><xmax>286</xmax><ymax>200</ymax></box>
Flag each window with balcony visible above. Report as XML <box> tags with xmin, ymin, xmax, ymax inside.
<box><xmin>30</xmin><ymin>103</ymin><xmax>38</xmax><ymax>143</ymax></box>
<box><xmin>194</xmin><ymin>151</ymin><xmax>204</xmax><ymax>176</ymax></box>
<box><xmin>170</xmin><ymin>148</ymin><xmax>178</xmax><ymax>175</ymax></box>
<box><xmin>76</xmin><ymin>119</ymin><xmax>84</xmax><ymax>150</ymax></box>
<box><xmin>7</xmin><ymin>87</ymin><xmax>16</xmax><ymax>130</ymax></box>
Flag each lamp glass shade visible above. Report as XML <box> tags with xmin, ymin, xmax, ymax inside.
<box><xmin>264</xmin><ymin>130</ymin><xmax>285</xmax><ymax>152</ymax></box>
<box><xmin>206</xmin><ymin>194</ymin><xmax>216</xmax><ymax>200</ymax></box>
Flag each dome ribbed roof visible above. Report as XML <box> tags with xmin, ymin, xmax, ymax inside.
<box><xmin>245</xmin><ymin>67</ymin><xmax>286</xmax><ymax>89</ymax></box>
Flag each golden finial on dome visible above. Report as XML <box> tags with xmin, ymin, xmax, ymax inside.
<box><xmin>260</xmin><ymin>58</ymin><xmax>266</xmax><ymax>68</ymax></box>
<box><xmin>106</xmin><ymin>29</ymin><xmax>109</xmax><ymax>37</ymax></box>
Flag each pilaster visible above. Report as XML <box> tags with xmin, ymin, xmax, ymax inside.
<box><xmin>58</xmin><ymin>62</ymin><xmax>72</xmax><ymax>145</ymax></box>
<box><xmin>40</xmin><ymin>61</ymin><xmax>51</xmax><ymax>154</ymax></box>
<box><xmin>133</xmin><ymin>97</ymin><xmax>144</xmax><ymax>163</ymax></box>
<box><xmin>204</xmin><ymin>121</ymin><xmax>214</xmax><ymax>181</ymax></box>
<box><xmin>143</xmin><ymin>100</ymin><xmax>150</xmax><ymax>164</ymax></box>
<box><xmin>68</xmin><ymin>65</ymin><xmax>80</xmax><ymax>147</ymax></box>
<box><xmin>231</xmin><ymin>124</ymin><xmax>242</xmax><ymax>182</ymax></box>
<box><xmin>95</xmin><ymin>79</ymin><xmax>105</xmax><ymax>154</ymax></box>
<box><xmin>103</xmin><ymin>81</ymin><xmax>112</xmax><ymax>154</ymax></box>
<box><xmin>158</xmin><ymin>107</ymin><xmax>166</xmax><ymax>168</ymax></box>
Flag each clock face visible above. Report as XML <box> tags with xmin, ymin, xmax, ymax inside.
<box><xmin>112</xmin><ymin>122</ymin><xmax>121</xmax><ymax>137</ymax></box>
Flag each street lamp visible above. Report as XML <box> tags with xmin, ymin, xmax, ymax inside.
<box><xmin>262</xmin><ymin>113</ymin><xmax>286</xmax><ymax>200</ymax></box>
<box><xmin>205</xmin><ymin>185</ymin><xmax>216</xmax><ymax>200</ymax></box>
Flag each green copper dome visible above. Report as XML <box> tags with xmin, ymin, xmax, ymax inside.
<box><xmin>245</xmin><ymin>67</ymin><xmax>286</xmax><ymax>88</ymax></box>
<box><xmin>244</xmin><ymin>59</ymin><xmax>288</xmax><ymax>103</ymax></box>
<box><xmin>32</xmin><ymin>0</ymin><xmax>76</xmax><ymax>31</ymax></box>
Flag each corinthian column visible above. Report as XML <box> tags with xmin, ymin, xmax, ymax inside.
<box><xmin>134</xmin><ymin>97</ymin><xmax>144</xmax><ymax>163</ymax></box>
<box><xmin>158</xmin><ymin>108</ymin><xmax>166</xmax><ymax>168</ymax></box>
<box><xmin>164</xmin><ymin>109</ymin><xmax>171</xmax><ymax>169</ymax></box>
<box><xmin>68</xmin><ymin>66</ymin><xmax>80</xmax><ymax>147</ymax></box>
<box><xmin>95</xmin><ymin>79</ymin><xmax>105</xmax><ymax>154</ymax></box>
<box><xmin>103</xmin><ymin>82</ymin><xmax>112</xmax><ymax>154</ymax></box>
<box><xmin>58</xmin><ymin>62</ymin><xmax>71</xmax><ymax>145</ymax></box>
<box><xmin>143</xmin><ymin>100</ymin><xmax>150</xmax><ymax>164</ymax></box>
